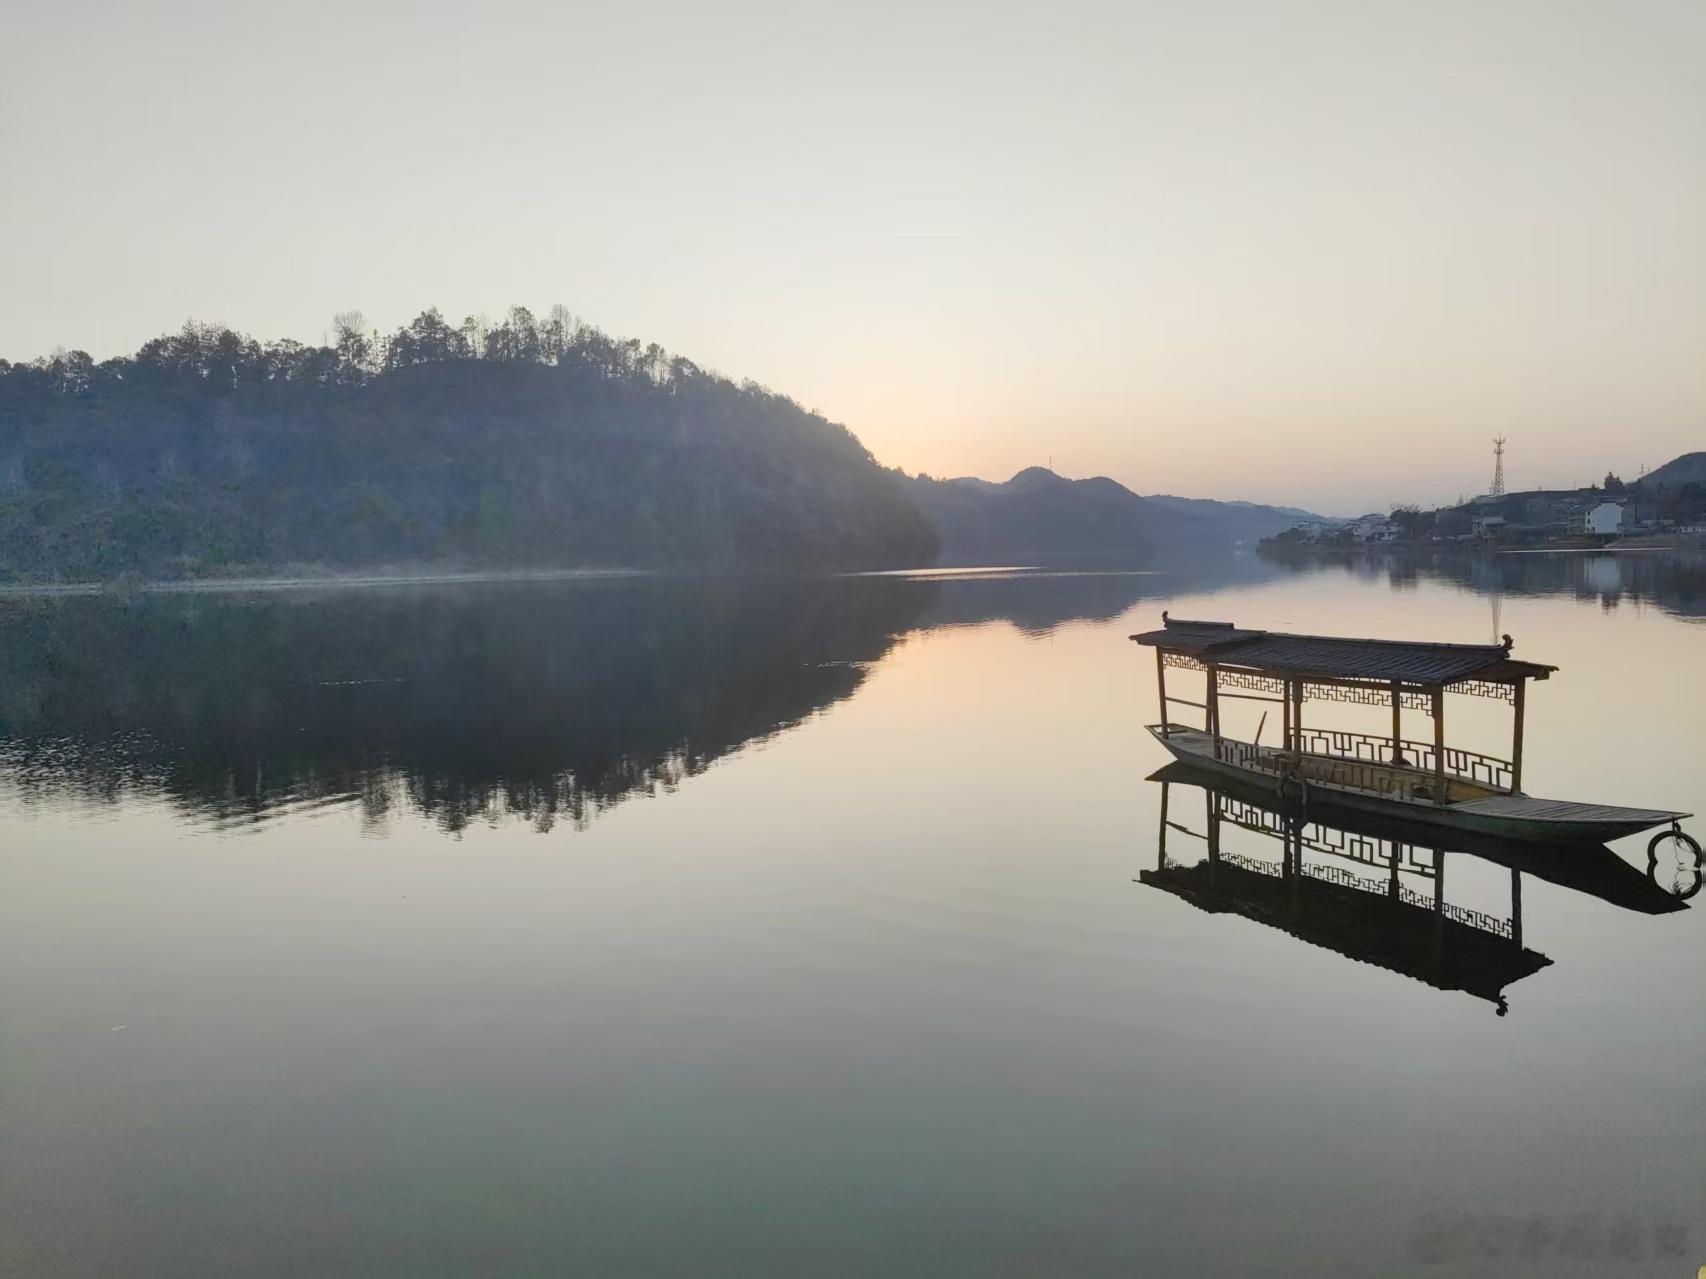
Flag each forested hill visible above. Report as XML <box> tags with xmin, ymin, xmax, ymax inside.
<box><xmin>1636</xmin><ymin>451</ymin><xmax>1706</xmax><ymax>490</ymax></box>
<box><xmin>0</xmin><ymin>308</ymin><xmax>936</xmax><ymax>581</ymax></box>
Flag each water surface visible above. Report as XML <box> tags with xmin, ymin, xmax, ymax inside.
<box><xmin>2</xmin><ymin>552</ymin><xmax>1701</xmax><ymax>1276</ymax></box>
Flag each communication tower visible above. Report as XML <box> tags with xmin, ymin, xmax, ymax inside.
<box><xmin>1490</xmin><ymin>438</ymin><xmax>1506</xmax><ymax>497</ymax></box>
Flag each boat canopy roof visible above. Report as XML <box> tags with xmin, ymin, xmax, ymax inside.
<box><xmin>1129</xmin><ymin>615</ymin><xmax>1556</xmax><ymax>686</ymax></box>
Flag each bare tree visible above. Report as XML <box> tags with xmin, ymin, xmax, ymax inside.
<box><xmin>331</xmin><ymin>310</ymin><xmax>373</xmax><ymax>381</ymax></box>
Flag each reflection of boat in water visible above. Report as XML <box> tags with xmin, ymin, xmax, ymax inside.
<box><xmin>1140</xmin><ymin>765</ymin><xmax>1688</xmax><ymax>1016</ymax></box>
<box><xmin>1150</xmin><ymin>761</ymin><xmax>1686</xmax><ymax>916</ymax></box>
<box><xmin>1131</xmin><ymin>615</ymin><xmax>1694</xmax><ymax>845</ymax></box>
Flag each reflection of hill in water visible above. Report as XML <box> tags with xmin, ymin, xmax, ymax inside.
<box><xmin>915</xmin><ymin>571</ymin><xmax>1164</xmax><ymax>633</ymax></box>
<box><xmin>0</xmin><ymin>579</ymin><xmax>920</xmax><ymax>833</ymax></box>
<box><xmin>0</xmin><ymin>562</ymin><xmax>1260</xmax><ymax>833</ymax></box>
<box><xmin>909</xmin><ymin>552</ymin><xmax>1279</xmax><ymax>634</ymax></box>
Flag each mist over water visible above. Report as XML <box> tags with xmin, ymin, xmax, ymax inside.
<box><xmin>2</xmin><ymin>551</ymin><xmax>1701</xmax><ymax>1276</ymax></box>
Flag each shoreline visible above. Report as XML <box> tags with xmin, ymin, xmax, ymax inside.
<box><xmin>1261</xmin><ymin>540</ymin><xmax>1701</xmax><ymax>560</ymax></box>
<box><xmin>0</xmin><ymin>567</ymin><xmax>652</xmax><ymax>598</ymax></box>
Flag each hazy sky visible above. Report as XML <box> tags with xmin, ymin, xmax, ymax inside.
<box><xmin>3</xmin><ymin>0</ymin><xmax>1701</xmax><ymax>513</ymax></box>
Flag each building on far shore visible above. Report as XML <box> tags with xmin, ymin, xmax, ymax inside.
<box><xmin>1262</xmin><ymin>475</ymin><xmax>1697</xmax><ymax>553</ymax></box>
<box><xmin>1584</xmin><ymin>501</ymin><xmax>1624</xmax><ymax>535</ymax></box>
<box><xmin>1285</xmin><ymin>519</ymin><xmax>1335</xmax><ymax>541</ymax></box>
<box><xmin>1350</xmin><ymin>513</ymin><xmax>1399</xmax><ymax>542</ymax></box>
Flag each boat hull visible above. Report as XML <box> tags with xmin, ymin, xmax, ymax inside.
<box><xmin>1146</xmin><ymin>760</ymin><xmax>1686</xmax><ymax>914</ymax></box>
<box><xmin>1147</xmin><ymin>725</ymin><xmax>1688</xmax><ymax>845</ymax></box>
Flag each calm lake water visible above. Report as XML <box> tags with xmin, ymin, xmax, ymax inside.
<box><xmin>2</xmin><ymin>551</ymin><xmax>1702</xmax><ymax>1277</ymax></box>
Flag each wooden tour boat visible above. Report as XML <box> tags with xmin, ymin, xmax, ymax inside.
<box><xmin>1131</xmin><ymin>614</ymin><xmax>1694</xmax><ymax>846</ymax></box>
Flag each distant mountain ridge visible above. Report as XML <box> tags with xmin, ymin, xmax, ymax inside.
<box><xmin>902</xmin><ymin>467</ymin><xmax>1322</xmax><ymax>558</ymax></box>
<box><xmin>1137</xmin><ymin>492</ymin><xmax>1322</xmax><ymax>525</ymax></box>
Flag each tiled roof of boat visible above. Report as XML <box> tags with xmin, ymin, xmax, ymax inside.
<box><xmin>1128</xmin><ymin>618</ymin><xmax>1269</xmax><ymax>655</ymax></box>
<box><xmin>1129</xmin><ymin>615</ymin><xmax>1557</xmax><ymax>684</ymax></box>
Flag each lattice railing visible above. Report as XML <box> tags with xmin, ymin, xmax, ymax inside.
<box><xmin>1300</xmin><ymin>681</ymin><xmax>1434</xmax><ymax>712</ymax></box>
<box><xmin>1291</xmin><ymin>727</ymin><xmax>1511</xmax><ymax>792</ymax></box>
<box><xmin>1293</xmin><ymin>680</ymin><xmax>1514</xmax><ymax>709</ymax></box>
<box><xmin>1213</xmin><ymin>850</ymin><xmax>1512</xmax><ymax>939</ymax></box>
<box><xmin>1217</xmin><ymin>738</ymin><xmax>1269</xmax><ymax>771</ymax></box>
<box><xmin>1165</xmin><ymin>666</ymin><xmax>1518</xmax><ymax>710</ymax></box>
<box><xmin>1216</xmin><ymin>735</ymin><xmax>1434</xmax><ymax>800</ymax></box>
<box><xmin>1219</xmin><ymin>670</ymin><xmax>1286</xmax><ymax>696</ymax></box>
<box><xmin>1398</xmin><ymin>883</ymin><xmax>1512</xmax><ymax>939</ymax></box>
<box><xmin>1303</xmin><ymin>860</ymin><xmax>1391</xmax><ymax>896</ymax></box>
<box><xmin>1447</xmin><ymin>678</ymin><xmax>1516</xmax><ymax>705</ymax></box>
<box><xmin>1219</xmin><ymin>850</ymin><xmax>1284</xmax><ymax>878</ymax></box>
<box><xmin>1218</xmin><ymin>796</ymin><xmax>1437</xmax><ymax>878</ymax></box>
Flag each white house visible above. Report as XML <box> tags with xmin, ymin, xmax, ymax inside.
<box><xmin>1584</xmin><ymin>501</ymin><xmax>1623</xmax><ymax>535</ymax></box>
<box><xmin>1350</xmin><ymin>516</ymin><xmax>1400</xmax><ymax>542</ymax></box>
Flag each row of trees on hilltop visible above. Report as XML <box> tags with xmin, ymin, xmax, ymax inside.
<box><xmin>0</xmin><ymin>308</ymin><xmax>938</xmax><ymax>579</ymax></box>
<box><xmin>7</xmin><ymin>305</ymin><xmax>776</xmax><ymax>397</ymax></box>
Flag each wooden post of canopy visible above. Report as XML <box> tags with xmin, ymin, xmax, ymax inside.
<box><xmin>1205</xmin><ymin>662</ymin><xmax>1220</xmax><ymax>757</ymax></box>
<box><xmin>1510</xmin><ymin>868</ymin><xmax>1523</xmax><ymax>948</ymax></box>
<box><xmin>1157</xmin><ymin>782</ymin><xmax>1170</xmax><ymax>871</ymax></box>
<box><xmin>1281</xmin><ymin>676</ymin><xmax>1292</xmax><ymax>752</ymax></box>
<box><xmin>1432</xmin><ymin>851</ymin><xmax>1447</xmax><ymax>961</ymax></box>
<box><xmin>1155</xmin><ymin>648</ymin><xmax>1169</xmax><ymax>739</ymax></box>
<box><xmin>1205</xmin><ymin>787</ymin><xmax>1219</xmax><ymax>889</ymax></box>
<box><xmin>1431</xmin><ymin>685</ymin><xmax>1446</xmax><ymax>805</ymax></box>
<box><xmin>1288</xmin><ymin>818</ymin><xmax>1302</xmax><ymax>912</ymax></box>
<box><xmin>1390</xmin><ymin>681</ymin><xmax>1404</xmax><ymax>765</ymax></box>
<box><xmin>1510</xmin><ymin>679</ymin><xmax>1526</xmax><ymax>793</ymax></box>
<box><xmin>1292</xmin><ymin>678</ymin><xmax>1305</xmax><ymax>759</ymax></box>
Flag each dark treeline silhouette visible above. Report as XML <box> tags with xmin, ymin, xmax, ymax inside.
<box><xmin>0</xmin><ymin>306</ymin><xmax>936</xmax><ymax>580</ymax></box>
